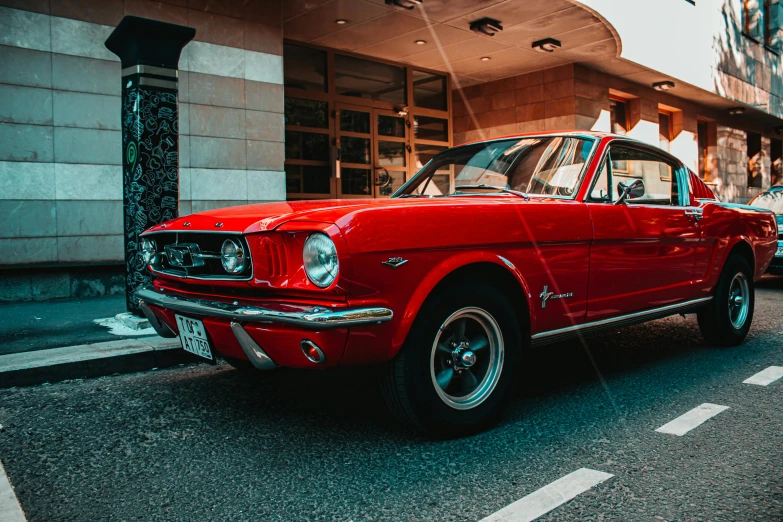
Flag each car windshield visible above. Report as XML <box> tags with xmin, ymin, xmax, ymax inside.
<box><xmin>749</xmin><ymin>186</ymin><xmax>783</xmax><ymax>215</ymax></box>
<box><xmin>395</xmin><ymin>136</ymin><xmax>595</xmax><ymax>198</ymax></box>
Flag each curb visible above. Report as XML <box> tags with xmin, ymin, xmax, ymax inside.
<box><xmin>0</xmin><ymin>337</ymin><xmax>199</xmax><ymax>388</ymax></box>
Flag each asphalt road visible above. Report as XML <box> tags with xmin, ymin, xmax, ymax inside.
<box><xmin>1</xmin><ymin>277</ymin><xmax>782</xmax><ymax>521</ymax></box>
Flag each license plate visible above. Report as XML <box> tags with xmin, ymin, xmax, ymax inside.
<box><xmin>175</xmin><ymin>314</ymin><xmax>213</xmax><ymax>360</ymax></box>
<box><xmin>776</xmin><ymin>246</ymin><xmax>783</xmax><ymax>258</ymax></box>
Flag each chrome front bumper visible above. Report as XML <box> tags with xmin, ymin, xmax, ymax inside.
<box><xmin>135</xmin><ymin>287</ymin><xmax>394</xmax><ymax>329</ymax></box>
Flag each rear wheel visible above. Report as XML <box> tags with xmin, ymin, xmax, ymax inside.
<box><xmin>380</xmin><ymin>283</ymin><xmax>522</xmax><ymax>437</ymax></box>
<box><xmin>698</xmin><ymin>254</ymin><xmax>754</xmax><ymax>346</ymax></box>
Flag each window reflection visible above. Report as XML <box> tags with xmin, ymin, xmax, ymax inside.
<box><xmin>342</xmin><ymin>168</ymin><xmax>372</xmax><ymax>195</ymax></box>
<box><xmin>335</xmin><ymin>54</ymin><xmax>405</xmax><ymax>104</ymax></box>
<box><xmin>341</xmin><ymin>136</ymin><xmax>371</xmax><ymax>164</ymax></box>
<box><xmin>285</xmin><ymin>98</ymin><xmax>328</xmax><ymax>128</ymax></box>
<box><xmin>414</xmin><ymin>116</ymin><xmax>448</xmax><ymax>142</ymax></box>
<box><xmin>340</xmin><ymin>110</ymin><xmax>370</xmax><ymax>133</ymax></box>
<box><xmin>413</xmin><ymin>70</ymin><xmax>447</xmax><ymax>110</ymax></box>
<box><xmin>283</xmin><ymin>44</ymin><xmax>327</xmax><ymax>92</ymax></box>
<box><xmin>378</xmin><ymin>141</ymin><xmax>406</xmax><ymax>166</ymax></box>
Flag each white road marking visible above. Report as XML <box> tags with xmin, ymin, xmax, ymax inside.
<box><xmin>479</xmin><ymin>468</ymin><xmax>613</xmax><ymax>522</ymax></box>
<box><xmin>0</xmin><ymin>460</ymin><xmax>27</xmax><ymax>522</ymax></box>
<box><xmin>743</xmin><ymin>366</ymin><xmax>783</xmax><ymax>386</ymax></box>
<box><xmin>655</xmin><ymin>403</ymin><xmax>729</xmax><ymax>436</ymax></box>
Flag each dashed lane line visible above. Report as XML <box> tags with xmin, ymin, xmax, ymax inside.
<box><xmin>479</xmin><ymin>468</ymin><xmax>613</xmax><ymax>522</ymax></box>
<box><xmin>743</xmin><ymin>366</ymin><xmax>783</xmax><ymax>386</ymax></box>
<box><xmin>0</xmin><ymin>460</ymin><xmax>27</xmax><ymax>522</ymax></box>
<box><xmin>655</xmin><ymin>403</ymin><xmax>729</xmax><ymax>436</ymax></box>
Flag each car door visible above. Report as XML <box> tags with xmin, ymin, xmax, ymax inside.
<box><xmin>585</xmin><ymin>141</ymin><xmax>702</xmax><ymax>322</ymax></box>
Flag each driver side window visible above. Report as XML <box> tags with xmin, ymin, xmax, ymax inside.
<box><xmin>606</xmin><ymin>145</ymin><xmax>680</xmax><ymax>206</ymax></box>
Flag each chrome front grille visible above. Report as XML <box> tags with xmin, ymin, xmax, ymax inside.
<box><xmin>146</xmin><ymin>232</ymin><xmax>252</xmax><ymax>280</ymax></box>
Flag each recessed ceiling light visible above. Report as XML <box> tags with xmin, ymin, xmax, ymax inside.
<box><xmin>335</xmin><ymin>19</ymin><xmax>348</xmax><ymax>24</ymax></box>
<box><xmin>728</xmin><ymin>107</ymin><xmax>745</xmax><ymax>115</ymax></box>
<box><xmin>415</xmin><ymin>40</ymin><xmax>426</xmax><ymax>45</ymax></box>
<box><xmin>480</xmin><ymin>56</ymin><xmax>491</xmax><ymax>61</ymax></box>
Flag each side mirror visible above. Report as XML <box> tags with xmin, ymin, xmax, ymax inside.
<box><xmin>616</xmin><ymin>178</ymin><xmax>645</xmax><ymax>204</ymax></box>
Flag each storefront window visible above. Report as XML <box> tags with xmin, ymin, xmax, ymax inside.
<box><xmin>282</xmin><ymin>44</ymin><xmax>450</xmax><ymax>200</ymax></box>
<box><xmin>413</xmin><ymin>70</ymin><xmax>447</xmax><ymax>111</ymax></box>
<box><xmin>334</xmin><ymin>54</ymin><xmax>405</xmax><ymax>104</ymax></box>
<box><xmin>283</xmin><ymin>44</ymin><xmax>327</xmax><ymax>92</ymax></box>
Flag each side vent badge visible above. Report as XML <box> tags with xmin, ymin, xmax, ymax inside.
<box><xmin>382</xmin><ymin>257</ymin><xmax>408</xmax><ymax>268</ymax></box>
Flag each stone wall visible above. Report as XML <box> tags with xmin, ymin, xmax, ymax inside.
<box><xmin>0</xmin><ymin>0</ymin><xmax>284</xmax><ymax>269</ymax></box>
<box><xmin>452</xmin><ymin>65</ymin><xmax>578</xmax><ymax>146</ymax></box>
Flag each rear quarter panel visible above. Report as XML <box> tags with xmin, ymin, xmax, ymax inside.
<box><xmin>695</xmin><ymin>202</ymin><xmax>777</xmax><ymax>294</ymax></box>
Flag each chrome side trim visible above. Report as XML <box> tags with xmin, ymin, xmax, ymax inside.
<box><xmin>530</xmin><ymin>297</ymin><xmax>713</xmax><ymax>347</ymax></box>
<box><xmin>231</xmin><ymin>322</ymin><xmax>277</xmax><ymax>370</ymax></box>
<box><xmin>135</xmin><ymin>287</ymin><xmax>393</xmax><ymax>329</ymax></box>
<box><xmin>138</xmin><ymin>300</ymin><xmax>177</xmax><ymax>338</ymax></box>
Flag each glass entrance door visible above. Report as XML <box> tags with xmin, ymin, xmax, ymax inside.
<box><xmin>374</xmin><ymin>109</ymin><xmax>408</xmax><ymax>197</ymax></box>
<box><xmin>336</xmin><ymin>104</ymin><xmax>373</xmax><ymax>198</ymax></box>
<box><xmin>334</xmin><ymin>104</ymin><xmax>410</xmax><ymax>198</ymax></box>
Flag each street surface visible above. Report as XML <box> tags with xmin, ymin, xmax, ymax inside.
<box><xmin>0</xmin><ymin>277</ymin><xmax>781</xmax><ymax>521</ymax></box>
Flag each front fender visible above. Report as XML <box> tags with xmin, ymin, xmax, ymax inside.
<box><xmin>339</xmin><ymin>248</ymin><xmax>535</xmax><ymax>366</ymax></box>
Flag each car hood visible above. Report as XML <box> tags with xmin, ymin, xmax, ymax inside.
<box><xmin>144</xmin><ymin>197</ymin><xmax>556</xmax><ymax>235</ymax></box>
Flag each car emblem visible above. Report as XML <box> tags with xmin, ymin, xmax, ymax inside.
<box><xmin>539</xmin><ymin>285</ymin><xmax>574</xmax><ymax>309</ymax></box>
<box><xmin>382</xmin><ymin>257</ymin><xmax>408</xmax><ymax>268</ymax></box>
<box><xmin>214</xmin><ymin>222</ymin><xmax>224</xmax><ymax>228</ymax></box>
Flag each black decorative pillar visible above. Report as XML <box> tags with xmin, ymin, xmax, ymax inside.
<box><xmin>105</xmin><ymin>16</ymin><xmax>195</xmax><ymax>314</ymax></box>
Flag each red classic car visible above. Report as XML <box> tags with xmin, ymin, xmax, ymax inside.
<box><xmin>136</xmin><ymin>132</ymin><xmax>778</xmax><ymax>435</ymax></box>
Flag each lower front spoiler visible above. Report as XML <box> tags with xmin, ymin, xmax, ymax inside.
<box><xmin>136</xmin><ymin>286</ymin><xmax>393</xmax><ymax>371</ymax></box>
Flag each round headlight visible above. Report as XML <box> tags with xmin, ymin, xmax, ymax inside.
<box><xmin>221</xmin><ymin>239</ymin><xmax>246</xmax><ymax>274</ymax></box>
<box><xmin>303</xmin><ymin>233</ymin><xmax>339</xmax><ymax>288</ymax></box>
<box><xmin>140</xmin><ymin>238</ymin><xmax>156</xmax><ymax>265</ymax></box>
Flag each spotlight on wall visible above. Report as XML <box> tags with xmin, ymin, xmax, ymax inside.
<box><xmin>470</xmin><ymin>17</ymin><xmax>503</xmax><ymax>36</ymax></box>
<box><xmin>652</xmin><ymin>80</ymin><xmax>675</xmax><ymax>92</ymax></box>
<box><xmin>385</xmin><ymin>0</ymin><xmax>422</xmax><ymax>10</ymax></box>
<box><xmin>531</xmin><ymin>38</ymin><xmax>562</xmax><ymax>53</ymax></box>
<box><xmin>728</xmin><ymin>107</ymin><xmax>746</xmax><ymax>116</ymax></box>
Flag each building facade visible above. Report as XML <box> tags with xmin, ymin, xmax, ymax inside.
<box><xmin>0</xmin><ymin>0</ymin><xmax>781</xmax><ymax>300</ymax></box>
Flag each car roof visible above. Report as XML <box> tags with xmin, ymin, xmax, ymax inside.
<box><xmin>463</xmin><ymin>130</ymin><xmax>649</xmax><ymax>147</ymax></box>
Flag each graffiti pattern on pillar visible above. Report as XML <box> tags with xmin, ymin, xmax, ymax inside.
<box><xmin>121</xmin><ymin>83</ymin><xmax>179</xmax><ymax>311</ymax></box>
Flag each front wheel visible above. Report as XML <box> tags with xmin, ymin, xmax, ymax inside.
<box><xmin>380</xmin><ymin>283</ymin><xmax>522</xmax><ymax>437</ymax></box>
<box><xmin>698</xmin><ymin>254</ymin><xmax>755</xmax><ymax>346</ymax></box>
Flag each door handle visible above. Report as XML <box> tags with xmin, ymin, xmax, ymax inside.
<box><xmin>684</xmin><ymin>209</ymin><xmax>703</xmax><ymax>221</ymax></box>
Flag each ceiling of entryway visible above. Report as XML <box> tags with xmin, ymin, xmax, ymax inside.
<box><xmin>282</xmin><ymin>0</ymin><xmax>623</xmax><ymax>85</ymax></box>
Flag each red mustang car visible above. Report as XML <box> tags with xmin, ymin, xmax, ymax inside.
<box><xmin>136</xmin><ymin>132</ymin><xmax>778</xmax><ymax>435</ymax></box>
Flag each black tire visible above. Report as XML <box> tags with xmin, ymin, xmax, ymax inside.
<box><xmin>223</xmin><ymin>356</ymin><xmax>259</xmax><ymax>375</ymax></box>
<box><xmin>698</xmin><ymin>254</ymin><xmax>754</xmax><ymax>346</ymax></box>
<box><xmin>380</xmin><ymin>282</ymin><xmax>522</xmax><ymax>437</ymax></box>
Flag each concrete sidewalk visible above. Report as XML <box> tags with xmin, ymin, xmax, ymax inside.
<box><xmin>0</xmin><ymin>295</ymin><xmax>197</xmax><ymax>387</ymax></box>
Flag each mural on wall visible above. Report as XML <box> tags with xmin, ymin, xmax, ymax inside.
<box><xmin>121</xmin><ymin>82</ymin><xmax>179</xmax><ymax>312</ymax></box>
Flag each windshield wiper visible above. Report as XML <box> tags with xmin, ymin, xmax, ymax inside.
<box><xmin>454</xmin><ymin>184</ymin><xmax>531</xmax><ymax>200</ymax></box>
<box><xmin>395</xmin><ymin>193</ymin><xmax>428</xmax><ymax>198</ymax></box>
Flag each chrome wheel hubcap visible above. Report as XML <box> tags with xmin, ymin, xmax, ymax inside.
<box><xmin>430</xmin><ymin>307</ymin><xmax>504</xmax><ymax>410</ymax></box>
<box><xmin>728</xmin><ymin>272</ymin><xmax>749</xmax><ymax>329</ymax></box>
